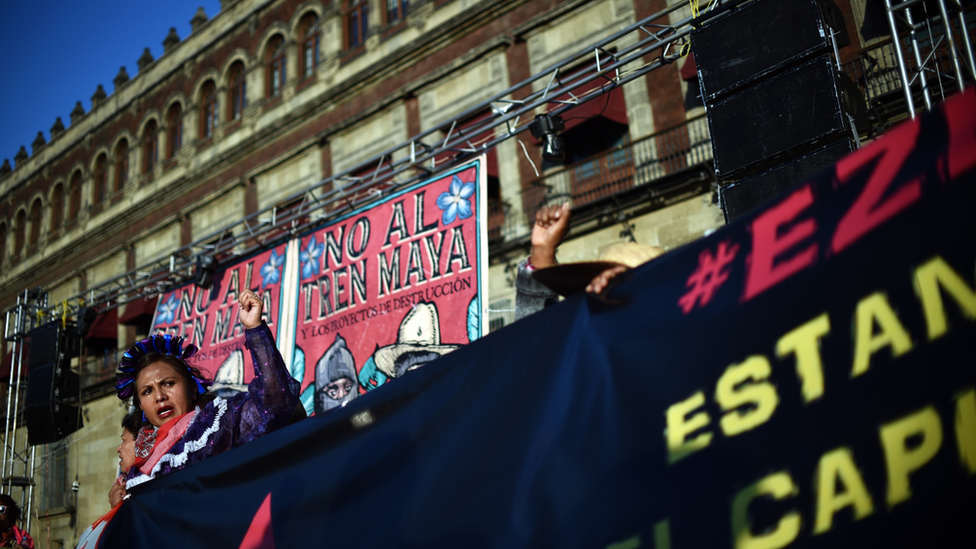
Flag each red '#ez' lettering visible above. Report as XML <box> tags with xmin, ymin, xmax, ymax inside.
<box><xmin>831</xmin><ymin>118</ymin><xmax>921</xmax><ymax>254</ymax></box>
<box><xmin>744</xmin><ymin>185</ymin><xmax>817</xmax><ymax>301</ymax></box>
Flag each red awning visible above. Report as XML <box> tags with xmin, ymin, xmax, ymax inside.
<box><xmin>86</xmin><ymin>308</ymin><xmax>118</xmax><ymax>341</ymax></box>
<box><xmin>484</xmin><ymin>147</ymin><xmax>499</xmax><ymax>178</ymax></box>
<box><xmin>680</xmin><ymin>52</ymin><xmax>698</xmax><ymax>81</ymax></box>
<box><xmin>119</xmin><ymin>296</ymin><xmax>159</xmax><ymax>325</ymax></box>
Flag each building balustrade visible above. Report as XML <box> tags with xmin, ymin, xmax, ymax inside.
<box><xmin>842</xmin><ymin>8</ymin><xmax>974</xmax><ymax>120</ymax></box>
<box><xmin>81</xmin><ymin>348</ymin><xmax>121</xmax><ymax>391</ymax></box>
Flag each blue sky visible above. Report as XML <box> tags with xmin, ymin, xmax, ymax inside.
<box><xmin>0</xmin><ymin>1</ymin><xmax>223</xmax><ymax>168</ymax></box>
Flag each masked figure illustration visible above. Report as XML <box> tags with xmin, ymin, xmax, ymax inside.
<box><xmin>314</xmin><ymin>334</ymin><xmax>358</xmax><ymax>414</ymax></box>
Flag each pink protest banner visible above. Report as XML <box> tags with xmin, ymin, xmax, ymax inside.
<box><xmin>148</xmin><ymin>158</ymin><xmax>488</xmax><ymax>411</ymax></box>
<box><xmin>293</xmin><ymin>158</ymin><xmax>489</xmax><ymax>414</ymax></box>
<box><xmin>149</xmin><ymin>241</ymin><xmax>304</xmax><ymax>396</ymax></box>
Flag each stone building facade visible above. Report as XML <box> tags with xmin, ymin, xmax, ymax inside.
<box><xmin>0</xmin><ymin>0</ymin><xmax>886</xmax><ymax>545</ymax></box>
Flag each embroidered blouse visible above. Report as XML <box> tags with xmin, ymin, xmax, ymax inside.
<box><xmin>126</xmin><ymin>323</ymin><xmax>299</xmax><ymax>489</ymax></box>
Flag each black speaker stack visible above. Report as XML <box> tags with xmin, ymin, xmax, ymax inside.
<box><xmin>24</xmin><ymin>321</ymin><xmax>84</xmax><ymax>445</ymax></box>
<box><xmin>692</xmin><ymin>0</ymin><xmax>867</xmax><ymax>222</ymax></box>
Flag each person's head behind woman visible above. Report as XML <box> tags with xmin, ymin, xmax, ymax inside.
<box><xmin>0</xmin><ymin>494</ymin><xmax>21</xmax><ymax>530</ymax></box>
<box><xmin>116</xmin><ymin>335</ymin><xmax>213</xmax><ymax>429</ymax></box>
<box><xmin>118</xmin><ymin>410</ymin><xmax>143</xmax><ymax>472</ymax></box>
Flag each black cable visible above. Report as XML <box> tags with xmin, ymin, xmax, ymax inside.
<box><xmin>561</xmin><ymin>88</ymin><xmax>613</xmax><ymax>125</ymax></box>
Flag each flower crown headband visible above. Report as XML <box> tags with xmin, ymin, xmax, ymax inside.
<box><xmin>115</xmin><ymin>334</ymin><xmax>211</xmax><ymax>400</ymax></box>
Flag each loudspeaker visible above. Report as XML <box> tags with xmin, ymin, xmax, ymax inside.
<box><xmin>692</xmin><ymin>0</ymin><xmax>830</xmax><ymax>102</ymax></box>
<box><xmin>25</xmin><ymin>322</ymin><xmax>83</xmax><ymax>445</ymax></box>
<box><xmin>707</xmin><ymin>55</ymin><xmax>852</xmax><ymax>179</ymax></box>
<box><xmin>720</xmin><ymin>139</ymin><xmax>854</xmax><ymax>223</ymax></box>
<box><xmin>28</xmin><ymin>322</ymin><xmax>81</xmax><ymax>370</ymax></box>
<box><xmin>25</xmin><ymin>363</ymin><xmax>82</xmax><ymax>445</ymax></box>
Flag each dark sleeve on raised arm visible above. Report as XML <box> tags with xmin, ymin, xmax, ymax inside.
<box><xmin>239</xmin><ymin>322</ymin><xmax>301</xmax><ymax>443</ymax></box>
<box><xmin>515</xmin><ymin>258</ymin><xmax>559</xmax><ymax>321</ymax></box>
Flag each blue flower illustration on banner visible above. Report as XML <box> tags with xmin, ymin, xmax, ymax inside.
<box><xmin>300</xmin><ymin>236</ymin><xmax>324</xmax><ymax>280</ymax></box>
<box><xmin>155</xmin><ymin>293</ymin><xmax>179</xmax><ymax>326</ymax></box>
<box><xmin>436</xmin><ymin>175</ymin><xmax>476</xmax><ymax>225</ymax></box>
<box><xmin>260</xmin><ymin>249</ymin><xmax>284</xmax><ymax>287</ymax></box>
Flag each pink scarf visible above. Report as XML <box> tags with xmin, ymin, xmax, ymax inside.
<box><xmin>132</xmin><ymin>410</ymin><xmax>197</xmax><ymax>476</ymax></box>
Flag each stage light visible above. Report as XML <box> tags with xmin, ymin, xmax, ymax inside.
<box><xmin>195</xmin><ymin>255</ymin><xmax>218</xmax><ymax>290</ymax></box>
<box><xmin>529</xmin><ymin>113</ymin><xmax>566</xmax><ymax>163</ymax></box>
<box><xmin>75</xmin><ymin>307</ymin><xmax>98</xmax><ymax>337</ymax></box>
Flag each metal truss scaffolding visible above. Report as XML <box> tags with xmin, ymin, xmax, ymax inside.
<box><xmin>16</xmin><ymin>0</ymin><xmax>974</xmax><ymax>335</ymax></box>
<box><xmin>0</xmin><ymin>289</ymin><xmax>45</xmax><ymax>534</ymax></box>
<box><xmin>885</xmin><ymin>0</ymin><xmax>976</xmax><ymax>117</ymax></box>
<box><xmin>19</xmin><ymin>0</ymin><xmax>734</xmax><ymax>326</ymax></box>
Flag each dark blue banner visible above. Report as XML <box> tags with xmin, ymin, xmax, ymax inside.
<box><xmin>99</xmin><ymin>90</ymin><xmax>976</xmax><ymax>548</ymax></box>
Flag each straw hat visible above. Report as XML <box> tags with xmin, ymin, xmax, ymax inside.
<box><xmin>210</xmin><ymin>349</ymin><xmax>248</xmax><ymax>397</ymax></box>
<box><xmin>373</xmin><ymin>302</ymin><xmax>459</xmax><ymax>377</ymax></box>
<box><xmin>532</xmin><ymin>241</ymin><xmax>664</xmax><ymax>296</ymax></box>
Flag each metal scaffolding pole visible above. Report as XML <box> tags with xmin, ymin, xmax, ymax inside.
<box><xmin>957</xmin><ymin>8</ymin><xmax>976</xmax><ymax>81</ymax></box>
<box><xmin>887</xmin><ymin>0</ymin><xmax>918</xmax><ymax>116</ymax></box>
<box><xmin>935</xmin><ymin>0</ymin><xmax>965</xmax><ymax>91</ymax></box>
<box><xmin>0</xmin><ymin>336</ymin><xmax>17</xmax><ymax>481</ymax></box>
<box><xmin>887</xmin><ymin>0</ymin><xmax>975</xmax><ymax>116</ymax></box>
<box><xmin>905</xmin><ymin>5</ymin><xmax>935</xmax><ymax>111</ymax></box>
<box><xmin>25</xmin><ymin>447</ymin><xmax>35</xmax><ymax>533</ymax></box>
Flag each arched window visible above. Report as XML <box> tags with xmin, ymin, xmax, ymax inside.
<box><xmin>50</xmin><ymin>184</ymin><xmax>64</xmax><ymax>233</ymax></box>
<box><xmin>168</xmin><ymin>103</ymin><xmax>183</xmax><ymax>157</ymax></box>
<box><xmin>346</xmin><ymin>1</ymin><xmax>369</xmax><ymax>49</ymax></box>
<box><xmin>0</xmin><ymin>224</ymin><xmax>6</xmax><ymax>268</ymax></box>
<box><xmin>144</xmin><ymin>120</ymin><xmax>158</xmax><ymax>174</ymax></box>
<box><xmin>300</xmin><ymin>14</ymin><xmax>320</xmax><ymax>78</ymax></box>
<box><xmin>14</xmin><ymin>209</ymin><xmax>25</xmax><ymax>257</ymax></box>
<box><xmin>94</xmin><ymin>154</ymin><xmax>108</xmax><ymax>204</ymax></box>
<box><xmin>229</xmin><ymin>62</ymin><xmax>247</xmax><ymax>121</ymax></box>
<box><xmin>266</xmin><ymin>35</ymin><xmax>286</xmax><ymax>97</ymax></box>
<box><xmin>68</xmin><ymin>171</ymin><xmax>82</xmax><ymax>221</ymax></box>
<box><xmin>28</xmin><ymin>199</ymin><xmax>42</xmax><ymax>248</ymax></box>
<box><xmin>387</xmin><ymin>0</ymin><xmax>408</xmax><ymax>24</ymax></box>
<box><xmin>201</xmin><ymin>81</ymin><xmax>218</xmax><ymax>138</ymax></box>
<box><xmin>115</xmin><ymin>140</ymin><xmax>129</xmax><ymax>190</ymax></box>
